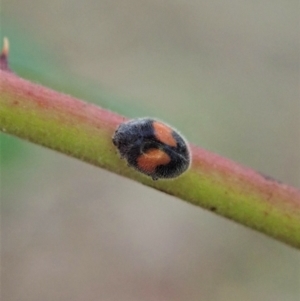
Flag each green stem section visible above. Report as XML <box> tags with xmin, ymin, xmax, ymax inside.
<box><xmin>1</xmin><ymin>70</ymin><xmax>300</xmax><ymax>249</ymax></box>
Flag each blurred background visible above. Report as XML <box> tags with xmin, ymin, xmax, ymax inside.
<box><xmin>1</xmin><ymin>0</ymin><xmax>300</xmax><ymax>300</ymax></box>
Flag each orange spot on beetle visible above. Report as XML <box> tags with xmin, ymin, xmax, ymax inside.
<box><xmin>137</xmin><ymin>148</ymin><xmax>171</xmax><ymax>173</ymax></box>
<box><xmin>153</xmin><ymin>122</ymin><xmax>177</xmax><ymax>147</ymax></box>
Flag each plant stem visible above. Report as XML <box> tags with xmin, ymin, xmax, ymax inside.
<box><xmin>1</xmin><ymin>45</ymin><xmax>300</xmax><ymax>249</ymax></box>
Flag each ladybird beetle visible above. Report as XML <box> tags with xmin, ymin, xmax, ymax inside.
<box><xmin>112</xmin><ymin>118</ymin><xmax>191</xmax><ymax>180</ymax></box>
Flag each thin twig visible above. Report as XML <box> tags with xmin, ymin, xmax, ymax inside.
<box><xmin>1</xmin><ymin>38</ymin><xmax>300</xmax><ymax>249</ymax></box>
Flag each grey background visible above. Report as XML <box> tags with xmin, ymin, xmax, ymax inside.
<box><xmin>2</xmin><ymin>1</ymin><xmax>300</xmax><ymax>300</ymax></box>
